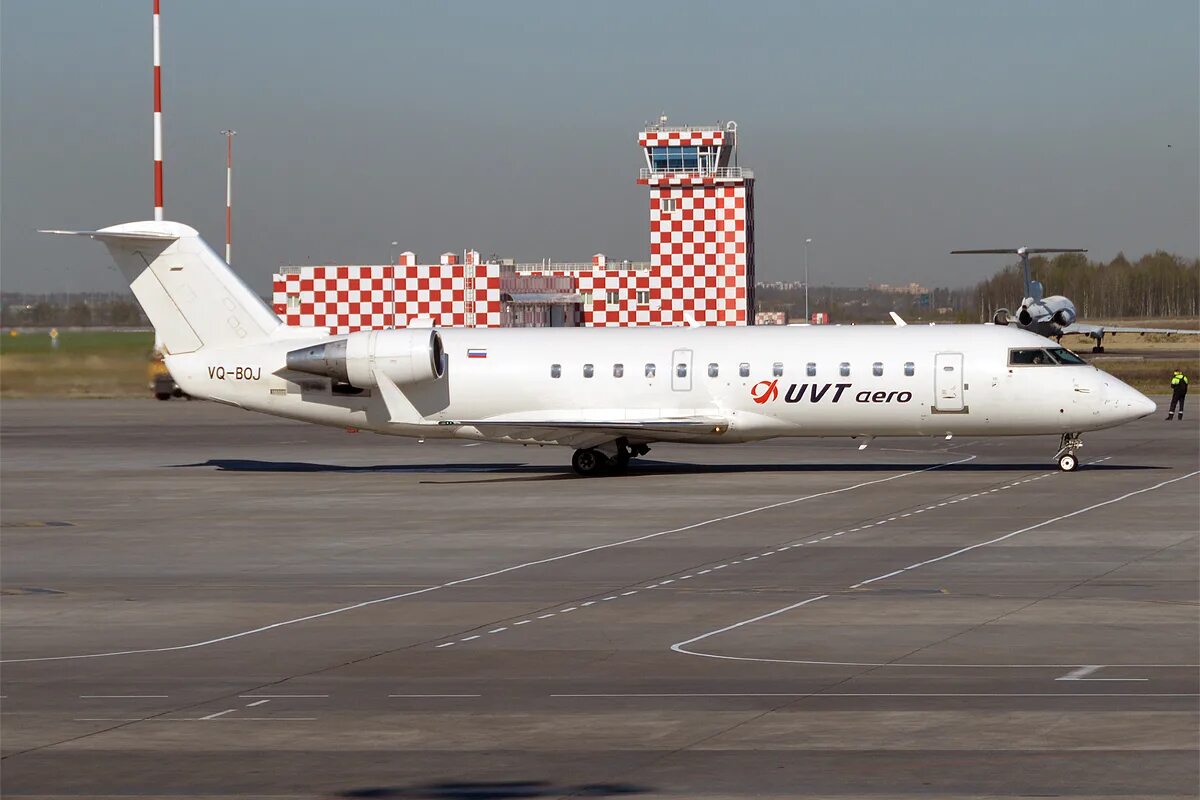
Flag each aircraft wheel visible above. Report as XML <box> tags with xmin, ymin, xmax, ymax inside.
<box><xmin>571</xmin><ymin>448</ymin><xmax>609</xmax><ymax>477</ymax></box>
<box><xmin>1058</xmin><ymin>453</ymin><xmax>1078</xmax><ymax>472</ymax></box>
<box><xmin>155</xmin><ymin>392</ymin><xmax>171</xmax><ymax>401</ymax></box>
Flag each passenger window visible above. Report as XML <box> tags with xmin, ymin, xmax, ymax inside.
<box><xmin>739</xmin><ymin>362</ymin><xmax>750</xmax><ymax>378</ymax></box>
<box><xmin>872</xmin><ymin>362</ymin><xmax>883</xmax><ymax>377</ymax></box>
<box><xmin>676</xmin><ymin>363</ymin><xmax>688</xmax><ymax>378</ymax></box>
<box><xmin>583</xmin><ymin>363</ymin><xmax>594</xmax><ymax>378</ymax></box>
<box><xmin>772</xmin><ymin>362</ymin><xmax>784</xmax><ymax>377</ymax></box>
<box><xmin>550</xmin><ymin>364</ymin><xmax>561</xmax><ymax>379</ymax></box>
<box><xmin>708</xmin><ymin>363</ymin><xmax>719</xmax><ymax>378</ymax></box>
<box><xmin>839</xmin><ymin>362</ymin><xmax>850</xmax><ymax>377</ymax></box>
<box><xmin>904</xmin><ymin>362</ymin><xmax>915</xmax><ymax>377</ymax></box>
<box><xmin>613</xmin><ymin>363</ymin><xmax>624</xmax><ymax>378</ymax></box>
<box><xmin>645</xmin><ymin>363</ymin><xmax>656</xmax><ymax>378</ymax></box>
<box><xmin>806</xmin><ymin>362</ymin><xmax>816</xmax><ymax>377</ymax></box>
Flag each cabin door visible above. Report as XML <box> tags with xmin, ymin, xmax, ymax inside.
<box><xmin>934</xmin><ymin>352</ymin><xmax>965</xmax><ymax>412</ymax></box>
<box><xmin>671</xmin><ymin>349</ymin><xmax>693</xmax><ymax>392</ymax></box>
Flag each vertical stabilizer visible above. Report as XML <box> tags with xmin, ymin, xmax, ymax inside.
<box><xmin>42</xmin><ymin>221</ymin><xmax>280</xmax><ymax>353</ymax></box>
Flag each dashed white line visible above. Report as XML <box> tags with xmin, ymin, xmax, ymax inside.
<box><xmin>674</xmin><ymin>470</ymin><xmax>1200</xmax><ymax>668</ymax></box>
<box><xmin>388</xmin><ymin>694</ymin><xmax>481</xmax><ymax>698</ymax></box>
<box><xmin>3</xmin><ymin>458</ymin><xmax>968</xmax><ymax>665</ymax></box>
<box><xmin>461</xmin><ymin>635</ymin><xmax>480</xmax><ymax>641</ymax></box>
<box><xmin>559</xmin><ymin>607</ymin><xmax>577</xmax><ymax>613</ymax></box>
<box><xmin>80</xmin><ymin>695</ymin><xmax>167</xmax><ymax>699</ymax></box>
<box><xmin>245</xmin><ymin>699</ymin><xmax>270</xmax><ymax>708</ymax></box>
<box><xmin>514</xmin><ymin>619</ymin><xmax>532</xmax><ymax>625</ymax></box>
<box><xmin>538</xmin><ymin>613</ymin><xmax>556</xmax><ymax>619</ymax></box>
<box><xmin>238</xmin><ymin>694</ymin><xmax>327</xmax><ymax>698</ymax></box>
<box><xmin>620</xmin><ymin>590</ymin><xmax>638</xmax><ymax>596</ymax></box>
<box><xmin>435</xmin><ymin>642</ymin><xmax>456</xmax><ymax>648</ymax></box>
<box><xmin>199</xmin><ymin>709</ymin><xmax>236</xmax><ymax>720</ymax></box>
<box><xmin>488</xmin><ymin>627</ymin><xmax>508</xmax><ymax>634</ymax></box>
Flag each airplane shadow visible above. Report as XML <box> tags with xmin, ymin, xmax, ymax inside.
<box><xmin>333</xmin><ymin>781</ymin><xmax>648</xmax><ymax>799</ymax></box>
<box><xmin>172</xmin><ymin>458</ymin><xmax>1163</xmax><ymax>485</ymax></box>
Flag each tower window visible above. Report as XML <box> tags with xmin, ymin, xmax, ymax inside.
<box><xmin>636</xmin><ymin>290</ymin><xmax>650</xmax><ymax>305</ymax></box>
<box><xmin>606</xmin><ymin>290</ymin><xmax>620</xmax><ymax>305</ymax></box>
<box><xmin>286</xmin><ymin>294</ymin><xmax>301</xmax><ymax>309</ymax></box>
<box><xmin>661</xmin><ymin>198</ymin><xmax>677</xmax><ymax>214</ymax></box>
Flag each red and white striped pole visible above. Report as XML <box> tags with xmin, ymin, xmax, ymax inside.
<box><xmin>152</xmin><ymin>0</ymin><xmax>163</xmax><ymax>221</ymax></box>
<box><xmin>221</xmin><ymin>130</ymin><xmax>236</xmax><ymax>263</ymax></box>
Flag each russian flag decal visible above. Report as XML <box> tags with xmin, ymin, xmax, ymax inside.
<box><xmin>467</xmin><ymin>348</ymin><xmax>487</xmax><ymax>359</ymax></box>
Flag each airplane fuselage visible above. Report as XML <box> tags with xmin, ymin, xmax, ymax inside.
<box><xmin>164</xmin><ymin>323</ymin><xmax>1154</xmax><ymax>447</ymax></box>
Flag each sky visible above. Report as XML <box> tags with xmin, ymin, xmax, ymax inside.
<box><xmin>2</xmin><ymin>0</ymin><xmax>1197</xmax><ymax>295</ymax></box>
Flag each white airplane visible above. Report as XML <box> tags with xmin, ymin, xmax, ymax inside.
<box><xmin>45</xmin><ymin>221</ymin><xmax>1156</xmax><ymax>475</ymax></box>
<box><xmin>952</xmin><ymin>247</ymin><xmax>1199</xmax><ymax>352</ymax></box>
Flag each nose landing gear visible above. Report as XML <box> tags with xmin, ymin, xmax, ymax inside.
<box><xmin>1054</xmin><ymin>432</ymin><xmax>1083</xmax><ymax>471</ymax></box>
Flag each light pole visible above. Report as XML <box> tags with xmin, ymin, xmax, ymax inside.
<box><xmin>804</xmin><ymin>237</ymin><xmax>812</xmax><ymax>322</ymax></box>
<box><xmin>389</xmin><ymin>241</ymin><xmax>399</xmax><ymax>264</ymax></box>
<box><xmin>221</xmin><ymin>130</ymin><xmax>236</xmax><ymax>264</ymax></box>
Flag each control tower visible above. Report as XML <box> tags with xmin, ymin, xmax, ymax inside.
<box><xmin>637</xmin><ymin>119</ymin><xmax>755</xmax><ymax>325</ymax></box>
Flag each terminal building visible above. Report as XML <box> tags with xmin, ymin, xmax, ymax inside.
<box><xmin>273</xmin><ymin>120</ymin><xmax>755</xmax><ymax>332</ymax></box>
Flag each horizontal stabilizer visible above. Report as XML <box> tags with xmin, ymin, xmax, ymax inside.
<box><xmin>40</xmin><ymin>229</ymin><xmax>179</xmax><ymax>242</ymax></box>
<box><xmin>951</xmin><ymin>248</ymin><xmax>1087</xmax><ymax>255</ymax></box>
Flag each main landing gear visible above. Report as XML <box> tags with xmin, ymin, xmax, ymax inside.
<box><xmin>1054</xmin><ymin>432</ymin><xmax>1083</xmax><ymax>472</ymax></box>
<box><xmin>571</xmin><ymin>440</ymin><xmax>650</xmax><ymax>477</ymax></box>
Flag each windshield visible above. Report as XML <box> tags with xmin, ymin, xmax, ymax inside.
<box><xmin>1009</xmin><ymin>347</ymin><xmax>1087</xmax><ymax>366</ymax></box>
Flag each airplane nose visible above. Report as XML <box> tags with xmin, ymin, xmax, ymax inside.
<box><xmin>1115</xmin><ymin>383</ymin><xmax>1156</xmax><ymax>420</ymax></box>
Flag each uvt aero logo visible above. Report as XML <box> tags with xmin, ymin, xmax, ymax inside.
<box><xmin>751</xmin><ymin>380</ymin><xmax>913</xmax><ymax>405</ymax></box>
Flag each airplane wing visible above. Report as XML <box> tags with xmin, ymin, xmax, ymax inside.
<box><xmin>443</xmin><ymin>415</ymin><xmax>730</xmax><ymax>448</ymax></box>
<box><xmin>1062</xmin><ymin>322</ymin><xmax>1200</xmax><ymax>336</ymax></box>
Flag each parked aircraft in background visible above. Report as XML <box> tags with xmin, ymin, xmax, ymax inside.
<box><xmin>45</xmin><ymin>223</ymin><xmax>1155</xmax><ymax>474</ymax></box>
<box><xmin>952</xmin><ymin>247</ymin><xmax>1199</xmax><ymax>352</ymax></box>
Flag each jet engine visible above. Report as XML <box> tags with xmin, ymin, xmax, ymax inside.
<box><xmin>992</xmin><ymin>308</ymin><xmax>1010</xmax><ymax>326</ymax></box>
<box><xmin>1045</xmin><ymin>297</ymin><xmax>1077</xmax><ymax>327</ymax></box>
<box><xmin>286</xmin><ymin>329</ymin><xmax>445</xmax><ymax>388</ymax></box>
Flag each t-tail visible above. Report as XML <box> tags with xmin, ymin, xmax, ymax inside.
<box><xmin>42</xmin><ymin>221</ymin><xmax>281</xmax><ymax>354</ymax></box>
<box><xmin>951</xmin><ymin>247</ymin><xmax>1087</xmax><ymax>303</ymax></box>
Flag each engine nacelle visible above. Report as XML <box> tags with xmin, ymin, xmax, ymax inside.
<box><xmin>992</xmin><ymin>308</ymin><xmax>1010</xmax><ymax>326</ymax></box>
<box><xmin>286</xmin><ymin>329</ymin><xmax>445</xmax><ymax>388</ymax></box>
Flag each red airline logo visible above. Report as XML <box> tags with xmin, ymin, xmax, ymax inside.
<box><xmin>750</xmin><ymin>379</ymin><xmax>779</xmax><ymax>404</ymax></box>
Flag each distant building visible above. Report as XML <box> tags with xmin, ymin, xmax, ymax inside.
<box><xmin>273</xmin><ymin>119</ymin><xmax>755</xmax><ymax>331</ymax></box>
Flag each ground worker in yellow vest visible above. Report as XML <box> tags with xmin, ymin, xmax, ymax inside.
<box><xmin>1166</xmin><ymin>369</ymin><xmax>1188</xmax><ymax>420</ymax></box>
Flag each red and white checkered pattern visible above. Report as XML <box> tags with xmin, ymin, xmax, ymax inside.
<box><xmin>638</xmin><ymin>129</ymin><xmax>725</xmax><ymax>147</ymax></box>
<box><xmin>274</xmin><ymin>264</ymin><xmax>502</xmax><ymax>333</ymax></box>
<box><xmin>645</xmin><ymin>183</ymin><xmax>752</xmax><ymax>326</ymax></box>
<box><xmin>273</xmin><ymin>266</ymin><xmax>394</xmax><ymax>332</ymax></box>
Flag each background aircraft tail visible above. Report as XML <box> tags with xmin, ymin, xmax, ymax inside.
<box><xmin>42</xmin><ymin>221</ymin><xmax>280</xmax><ymax>354</ymax></box>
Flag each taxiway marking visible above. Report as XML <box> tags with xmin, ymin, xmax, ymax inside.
<box><xmin>1056</xmin><ymin>665</ymin><xmax>1149</xmax><ymax>682</ymax></box>
<box><xmin>199</xmin><ymin>709</ymin><xmax>236</xmax><ymax>720</ymax></box>
<box><xmin>435</xmin><ymin>458</ymin><xmax>1077</xmax><ymax>649</ymax></box>
<box><xmin>671</xmin><ymin>468</ymin><xmax>1200</xmax><ymax>669</ymax></box>
<box><xmin>0</xmin><ymin>454</ymin><xmax>975</xmax><ymax>664</ymax></box>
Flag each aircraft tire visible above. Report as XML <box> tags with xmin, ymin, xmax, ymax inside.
<box><xmin>155</xmin><ymin>392</ymin><xmax>171</xmax><ymax>401</ymax></box>
<box><xmin>1058</xmin><ymin>453</ymin><xmax>1078</xmax><ymax>472</ymax></box>
<box><xmin>571</xmin><ymin>448</ymin><xmax>609</xmax><ymax>477</ymax></box>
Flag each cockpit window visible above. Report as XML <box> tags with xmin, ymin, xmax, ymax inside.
<box><xmin>1009</xmin><ymin>349</ymin><xmax>1050</xmax><ymax>365</ymax></box>
<box><xmin>1009</xmin><ymin>347</ymin><xmax>1086</xmax><ymax>366</ymax></box>
<box><xmin>1046</xmin><ymin>347</ymin><xmax>1086</xmax><ymax>365</ymax></box>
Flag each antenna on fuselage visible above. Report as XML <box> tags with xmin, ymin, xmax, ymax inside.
<box><xmin>951</xmin><ymin>248</ymin><xmax>1087</xmax><ymax>302</ymax></box>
